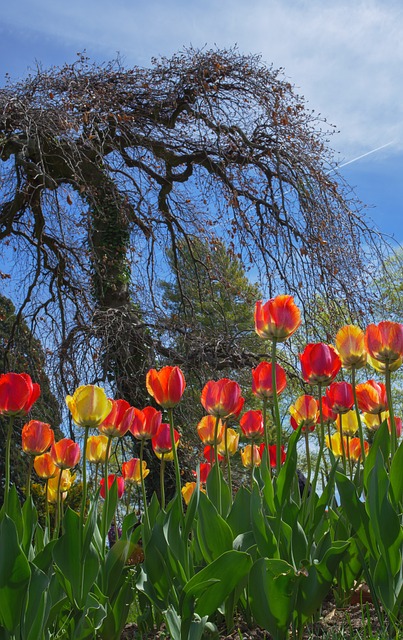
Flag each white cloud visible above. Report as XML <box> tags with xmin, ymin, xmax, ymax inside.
<box><xmin>2</xmin><ymin>0</ymin><xmax>403</xmax><ymax>157</ymax></box>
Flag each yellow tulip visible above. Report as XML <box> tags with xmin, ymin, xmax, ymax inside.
<box><xmin>86</xmin><ymin>434</ymin><xmax>110</xmax><ymax>463</ymax></box>
<box><xmin>66</xmin><ymin>385</ymin><xmax>113</xmax><ymax>429</ymax></box>
<box><xmin>335</xmin><ymin>410</ymin><xmax>359</xmax><ymax>437</ymax></box>
<box><xmin>217</xmin><ymin>428</ymin><xmax>239</xmax><ymax>457</ymax></box>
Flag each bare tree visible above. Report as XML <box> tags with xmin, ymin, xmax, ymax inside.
<box><xmin>0</xmin><ymin>47</ymin><xmax>392</xmax><ymax>405</ymax></box>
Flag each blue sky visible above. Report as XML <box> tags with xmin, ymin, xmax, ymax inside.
<box><xmin>1</xmin><ymin>0</ymin><xmax>402</xmax><ymax>243</ymax></box>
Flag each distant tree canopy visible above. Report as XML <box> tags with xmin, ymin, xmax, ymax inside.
<box><xmin>0</xmin><ymin>47</ymin><xmax>393</xmax><ymax>405</ymax></box>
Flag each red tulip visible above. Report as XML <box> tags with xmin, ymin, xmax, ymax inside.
<box><xmin>146</xmin><ymin>366</ymin><xmax>186</xmax><ymax>408</ymax></box>
<box><xmin>22</xmin><ymin>420</ymin><xmax>54</xmax><ymax>455</ymax></box>
<box><xmin>355</xmin><ymin>380</ymin><xmax>388</xmax><ymax>414</ymax></box>
<box><xmin>0</xmin><ymin>372</ymin><xmax>40</xmax><ymax>417</ymax></box>
<box><xmin>365</xmin><ymin>321</ymin><xmax>403</xmax><ymax>365</ymax></box>
<box><xmin>321</xmin><ymin>395</ymin><xmax>338</xmax><ymax>425</ymax></box>
<box><xmin>300</xmin><ymin>343</ymin><xmax>341</xmax><ymax>385</ymax></box>
<box><xmin>326</xmin><ymin>381</ymin><xmax>354</xmax><ymax>414</ymax></box>
<box><xmin>239</xmin><ymin>410</ymin><xmax>264</xmax><ymax>439</ymax></box>
<box><xmin>51</xmin><ymin>438</ymin><xmax>81</xmax><ymax>469</ymax></box>
<box><xmin>152</xmin><ymin>422</ymin><xmax>180</xmax><ymax>456</ymax></box>
<box><xmin>100</xmin><ymin>474</ymin><xmax>125</xmax><ymax>499</ymax></box>
<box><xmin>251</xmin><ymin>361</ymin><xmax>287</xmax><ymax>399</ymax></box>
<box><xmin>254</xmin><ymin>295</ymin><xmax>301</xmax><ymax>342</ymax></box>
<box><xmin>129</xmin><ymin>405</ymin><xmax>162</xmax><ymax>440</ymax></box>
<box><xmin>268</xmin><ymin>444</ymin><xmax>286</xmax><ymax>468</ymax></box>
<box><xmin>203</xmin><ymin>445</ymin><xmax>224</xmax><ymax>464</ymax></box>
<box><xmin>201</xmin><ymin>378</ymin><xmax>244</xmax><ymax>419</ymax></box>
<box><xmin>98</xmin><ymin>399</ymin><xmax>131</xmax><ymax>437</ymax></box>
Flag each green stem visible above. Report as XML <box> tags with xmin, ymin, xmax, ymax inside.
<box><xmin>250</xmin><ymin>438</ymin><xmax>255</xmax><ymax>492</ymax></box>
<box><xmin>262</xmin><ymin>395</ymin><xmax>269</xmax><ymax>452</ymax></box>
<box><xmin>310</xmin><ymin>383</ymin><xmax>323</xmax><ymax>500</ymax></box>
<box><xmin>45</xmin><ymin>479</ymin><xmax>50</xmax><ymax>536</ymax></box>
<box><xmin>302</xmin><ymin>428</ymin><xmax>311</xmax><ymax>502</ymax></box>
<box><xmin>4</xmin><ymin>416</ymin><xmax>15</xmax><ymax>512</ymax></box>
<box><xmin>224</xmin><ymin>423</ymin><xmax>233</xmax><ymax>496</ymax></box>
<box><xmin>139</xmin><ymin>439</ymin><xmax>150</xmax><ymax>528</ymax></box>
<box><xmin>25</xmin><ymin>456</ymin><xmax>34</xmax><ymax>500</ymax></box>
<box><xmin>102</xmin><ymin>436</ymin><xmax>113</xmax><ymax>552</ymax></box>
<box><xmin>346</xmin><ymin>434</ymin><xmax>353</xmax><ymax>479</ymax></box>
<box><xmin>80</xmin><ymin>426</ymin><xmax>90</xmax><ymax>525</ymax></box>
<box><xmin>352</xmin><ymin>366</ymin><xmax>366</xmax><ymax>463</ymax></box>
<box><xmin>53</xmin><ymin>470</ymin><xmax>63</xmax><ymax>539</ymax></box>
<box><xmin>385</xmin><ymin>364</ymin><xmax>397</xmax><ymax>458</ymax></box>
<box><xmin>270</xmin><ymin>339</ymin><xmax>282</xmax><ymax>474</ymax></box>
<box><xmin>168</xmin><ymin>408</ymin><xmax>183</xmax><ymax>519</ymax></box>
<box><xmin>160</xmin><ymin>453</ymin><xmax>166</xmax><ymax>510</ymax></box>
<box><xmin>339</xmin><ymin>414</ymin><xmax>347</xmax><ymax>474</ymax></box>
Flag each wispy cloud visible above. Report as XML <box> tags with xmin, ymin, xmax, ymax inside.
<box><xmin>2</xmin><ymin>0</ymin><xmax>403</xmax><ymax>157</ymax></box>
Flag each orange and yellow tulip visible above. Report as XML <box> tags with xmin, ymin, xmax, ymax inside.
<box><xmin>254</xmin><ymin>295</ymin><xmax>301</xmax><ymax>342</ymax></box>
<box><xmin>365</xmin><ymin>321</ymin><xmax>403</xmax><ymax>365</ymax></box>
<box><xmin>355</xmin><ymin>380</ymin><xmax>387</xmax><ymax>415</ymax></box>
<box><xmin>146</xmin><ymin>366</ymin><xmax>186</xmax><ymax>408</ymax></box>
<box><xmin>122</xmin><ymin>458</ymin><xmax>149</xmax><ymax>485</ymax></box>
<box><xmin>289</xmin><ymin>395</ymin><xmax>318</xmax><ymax>431</ymax></box>
<box><xmin>240</xmin><ymin>444</ymin><xmax>262</xmax><ymax>468</ymax></box>
<box><xmin>129</xmin><ymin>406</ymin><xmax>162</xmax><ymax>440</ymax></box>
<box><xmin>98</xmin><ymin>399</ymin><xmax>132</xmax><ymax>437</ymax></box>
<box><xmin>86</xmin><ymin>434</ymin><xmax>109</xmax><ymax>463</ymax></box>
<box><xmin>22</xmin><ymin>420</ymin><xmax>54</xmax><ymax>455</ymax></box>
<box><xmin>201</xmin><ymin>378</ymin><xmax>244</xmax><ymax>419</ymax></box>
<box><xmin>51</xmin><ymin>438</ymin><xmax>81</xmax><ymax>470</ymax></box>
<box><xmin>34</xmin><ymin>451</ymin><xmax>57</xmax><ymax>479</ymax></box>
<box><xmin>197</xmin><ymin>415</ymin><xmax>224</xmax><ymax>445</ymax></box>
<box><xmin>335</xmin><ymin>325</ymin><xmax>367</xmax><ymax>369</ymax></box>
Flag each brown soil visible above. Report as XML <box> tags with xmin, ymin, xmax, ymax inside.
<box><xmin>121</xmin><ymin>593</ymin><xmax>385</xmax><ymax>639</ymax></box>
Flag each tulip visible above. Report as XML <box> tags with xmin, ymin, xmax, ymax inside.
<box><xmin>251</xmin><ymin>361</ymin><xmax>287</xmax><ymax>399</ymax></box>
<box><xmin>267</xmin><ymin>444</ymin><xmax>286</xmax><ymax>468</ymax></box>
<box><xmin>34</xmin><ymin>451</ymin><xmax>58</xmax><ymax>479</ymax></box>
<box><xmin>239</xmin><ymin>410</ymin><xmax>264</xmax><ymax>439</ymax></box>
<box><xmin>22</xmin><ymin>420</ymin><xmax>55</xmax><ymax>455</ymax></box>
<box><xmin>365</xmin><ymin>321</ymin><xmax>403</xmax><ymax>365</ymax></box>
<box><xmin>321</xmin><ymin>395</ymin><xmax>338</xmax><ymax>425</ymax></box>
<box><xmin>203</xmin><ymin>445</ymin><xmax>224</xmax><ymax>464</ymax></box>
<box><xmin>197</xmin><ymin>415</ymin><xmax>224</xmax><ymax>445</ymax></box>
<box><xmin>367</xmin><ymin>354</ymin><xmax>403</xmax><ymax>373</ymax></box>
<box><xmin>254</xmin><ymin>295</ymin><xmax>301</xmax><ymax>342</ymax></box>
<box><xmin>325</xmin><ymin>432</ymin><xmax>347</xmax><ymax>457</ymax></box>
<box><xmin>146</xmin><ymin>366</ymin><xmax>186</xmax><ymax>408</ymax></box>
<box><xmin>240</xmin><ymin>444</ymin><xmax>262</xmax><ymax>468</ymax></box>
<box><xmin>86</xmin><ymin>434</ymin><xmax>109</xmax><ymax>463</ymax></box>
<box><xmin>98</xmin><ymin>399</ymin><xmax>132</xmax><ymax>437</ymax></box>
<box><xmin>355</xmin><ymin>380</ymin><xmax>388</xmax><ymax>415</ymax></box>
<box><xmin>100</xmin><ymin>474</ymin><xmax>125</xmax><ymax>499</ymax></box>
<box><xmin>182</xmin><ymin>482</ymin><xmax>197</xmax><ymax>505</ymax></box>
<box><xmin>193</xmin><ymin>462</ymin><xmax>212</xmax><ymax>483</ymax></box>
<box><xmin>51</xmin><ymin>438</ymin><xmax>81</xmax><ymax>469</ymax></box>
<box><xmin>348</xmin><ymin>438</ymin><xmax>369</xmax><ymax>462</ymax></box>
<box><xmin>122</xmin><ymin>458</ymin><xmax>149</xmax><ymax>485</ymax></box>
<box><xmin>326</xmin><ymin>381</ymin><xmax>354</xmax><ymax>414</ymax></box>
<box><xmin>335</xmin><ymin>325</ymin><xmax>367</xmax><ymax>369</ymax></box>
<box><xmin>300</xmin><ymin>343</ymin><xmax>342</xmax><ymax>385</ymax></box>
<box><xmin>335</xmin><ymin>410</ymin><xmax>359</xmax><ymax>437</ymax></box>
<box><xmin>49</xmin><ymin>468</ymin><xmax>75</xmax><ymax>493</ymax></box>
<box><xmin>362</xmin><ymin>411</ymin><xmax>402</xmax><ymax>438</ymax></box>
<box><xmin>129</xmin><ymin>406</ymin><xmax>162</xmax><ymax>440</ymax></box>
<box><xmin>47</xmin><ymin>485</ymin><xmax>67</xmax><ymax>504</ymax></box>
<box><xmin>66</xmin><ymin>384</ymin><xmax>113</xmax><ymax>428</ymax></box>
<box><xmin>201</xmin><ymin>378</ymin><xmax>244</xmax><ymax>419</ymax></box>
<box><xmin>217</xmin><ymin>428</ymin><xmax>239</xmax><ymax>457</ymax></box>
<box><xmin>152</xmin><ymin>422</ymin><xmax>180</xmax><ymax>457</ymax></box>
<box><xmin>289</xmin><ymin>395</ymin><xmax>318</xmax><ymax>432</ymax></box>
<box><xmin>0</xmin><ymin>372</ymin><xmax>40</xmax><ymax>416</ymax></box>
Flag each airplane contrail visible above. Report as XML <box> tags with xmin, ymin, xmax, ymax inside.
<box><xmin>331</xmin><ymin>140</ymin><xmax>395</xmax><ymax>172</ymax></box>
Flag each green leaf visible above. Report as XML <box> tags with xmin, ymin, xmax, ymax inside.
<box><xmin>275</xmin><ymin>427</ymin><xmax>300</xmax><ymax>508</ymax></box>
<box><xmin>0</xmin><ymin>515</ymin><xmax>31</xmax><ymax>633</ymax></box>
<box><xmin>183</xmin><ymin>550</ymin><xmax>252</xmax><ymax>619</ymax></box>
<box><xmin>249</xmin><ymin>558</ymin><xmax>297</xmax><ymax>640</ymax></box>
<box><xmin>196</xmin><ymin>492</ymin><xmax>233</xmax><ymax>563</ymax></box>
<box><xmin>390</xmin><ymin>437</ymin><xmax>403</xmax><ymax>506</ymax></box>
<box><xmin>363</xmin><ymin>420</ymin><xmax>390</xmax><ymax>491</ymax></box>
<box><xmin>21</xmin><ymin>562</ymin><xmax>50</xmax><ymax>640</ymax></box>
<box><xmin>367</xmin><ymin>451</ymin><xmax>403</xmax><ymax>578</ymax></box>
<box><xmin>250</xmin><ymin>484</ymin><xmax>278</xmax><ymax>558</ymax></box>
<box><xmin>206</xmin><ymin>464</ymin><xmax>231</xmax><ymax>517</ymax></box>
<box><xmin>227</xmin><ymin>486</ymin><xmax>251</xmax><ymax>536</ymax></box>
<box><xmin>21</xmin><ymin>497</ymin><xmax>38</xmax><ymax>556</ymax></box>
<box><xmin>335</xmin><ymin>472</ymin><xmax>376</xmax><ymax>557</ymax></box>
